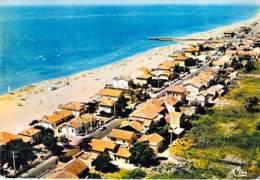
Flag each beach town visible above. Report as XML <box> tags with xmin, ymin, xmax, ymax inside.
<box><xmin>0</xmin><ymin>8</ymin><xmax>260</xmax><ymax>179</ymax></box>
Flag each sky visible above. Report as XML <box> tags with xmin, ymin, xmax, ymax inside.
<box><xmin>0</xmin><ymin>0</ymin><xmax>258</xmax><ymax>6</ymax></box>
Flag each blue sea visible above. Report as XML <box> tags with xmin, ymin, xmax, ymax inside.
<box><xmin>0</xmin><ymin>5</ymin><xmax>258</xmax><ymax>94</ymax></box>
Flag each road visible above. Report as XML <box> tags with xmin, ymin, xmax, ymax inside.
<box><xmin>156</xmin><ymin>58</ymin><xmax>214</xmax><ymax>98</ymax></box>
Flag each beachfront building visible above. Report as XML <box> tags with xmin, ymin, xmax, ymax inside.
<box><xmin>38</xmin><ymin>110</ymin><xmax>74</xmax><ymax>129</ymax></box>
<box><xmin>131</xmin><ymin>67</ymin><xmax>152</xmax><ymax>86</ymax></box>
<box><xmin>185</xmin><ymin>46</ymin><xmax>200</xmax><ymax>56</ymax></box>
<box><xmin>58</xmin><ymin>102</ymin><xmax>87</xmax><ymax>117</ymax></box>
<box><xmin>57</xmin><ymin>114</ymin><xmax>101</xmax><ymax>139</ymax></box>
<box><xmin>89</xmin><ymin>138</ymin><xmax>116</xmax><ymax>155</ymax></box>
<box><xmin>129</xmin><ymin>99</ymin><xmax>165</xmax><ymax>123</ymax></box>
<box><xmin>206</xmin><ymin>84</ymin><xmax>225</xmax><ymax>101</ymax></box>
<box><xmin>96</xmin><ymin>88</ymin><xmax>123</xmax><ymax>102</ymax></box>
<box><xmin>166</xmin><ymin>85</ymin><xmax>187</xmax><ymax>101</ymax></box>
<box><xmin>98</xmin><ymin>97</ymin><xmax>116</xmax><ymax>115</ymax></box>
<box><xmin>18</xmin><ymin>127</ymin><xmax>41</xmax><ymax>144</ymax></box>
<box><xmin>108</xmin><ymin>129</ymin><xmax>137</xmax><ymax>148</ymax></box>
<box><xmin>174</xmin><ymin>55</ymin><xmax>189</xmax><ymax>68</ymax></box>
<box><xmin>112</xmin><ymin>76</ymin><xmax>133</xmax><ymax>90</ymax></box>
<box><xmin>137</xmin><ymin>133</ymin><xmax>164</xmax><ymax>155</ymax></box>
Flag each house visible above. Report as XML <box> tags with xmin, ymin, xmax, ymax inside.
<box><xmin>206</xmin><ymin>84</ymin><xmax>225</xmax><ymax>100</ymax></box>
<box><xmin>98</xmin><ymin>97</ymin><xmax>116</xmax><ymax>115</ymax></box>
<box><xmin>174</xmin><ymin>55</ymin><xmax>188</xmax><ymax>67</ymax></box>
<box><xmin>119</xmin><ymin>120</ymin><xmax>145</xmax><ymax>135</ymax></box>
<box><xmin>108</xmin><ymin>129</ymin><xmax>136</xmax><ymax>147</ymax></box>
<box><xmin>129</xmin><ymin>100</ymin><xmax>165</xmax><ymax>123</ymax></box>
<box><xmin>131</xmin><ymin>67</ymin><xmax>152</xmax><ymax>86</ymax></box>
<box><xmin>114</xmin><ymin>147</ymin><xmax>131</xmax><ymax>163</ymax></box>
<box><xmin>196</xmin><ymin>91</ymin><xmax>209</xmax><ymax>107</ymax></box>
<box><xmin>18</xmin><ymin>127</ymin><xmax>41</xmax><ymax>144</ymax></box>
<box><xmin>62</xmin><ymin>159</ymin><xmax>89</xmax><ymax>179</ymax></box>
<box><xmin>58</xmin><ymin>102</ymin><xmax>87</xmax><ymax>117</ymax></box>
<box><xmin>237</xmin><ymin>50</ymin><xmax>257</xmax><ymax>59</ymax></box>
<box><xmin>96</xmin><ymin>88</ymin><xmax>123</xmax><ymax>102</ymax></box>
<box><xmin>165</xmin><ymin>112</ymin><xmax>185</xmax><ymax>138</ymax></box>
<box><xmin>185</xmin><ymin>46</ymin><xmax>200</xmax><ymax>56</ymax></box>
<box><xmin>224</xmin><ymin>31</ymin><xmax>236</xmax><ymax>38</ymax></box>
<box><xmin>165</xmin><ymin>111</ymin><xmax>185</xmax><ymax>129</ymax></box>
<box><xmin>166</xmin><ymin>85</ymin><xmax>187</xmax><ymax>101</ymax></box>
<box><xmin>137</xmin><ymin>133</ymin><xmax>164</xmax><ymax>155</ymax></box>
<box><xmin>0</xmin><ymin>132</ymin><xmax>20</xmax><ymax>146</ymax></box>
<box><xmin>183</xmin><ymin>80</ymin><xmax>206</xmax><ymax>104</ymax></box>
<box><xmin>57</xmin><ymin>114</ymin><xmax>100</xmax><ymax>139</ymax></box>
<box><xmin>163</xmin><ymin>96</ymin><xmax>181</xmax><ymax>112</ymax></box>
<box><xmin>151</xmin><ymin>68</ymin><xmax>172</xmax><ymax>81</ymax></box>
<box><xmin>112</xmin><ymin>76</ymin><xmax>132</xmax><ymax>90</ymax></box>
<box><xmin>39</xmin><ymin>110</ymin><xmax>74</xmax><ymax>129</ymax></box>
<box><xmin>89</xmin><ymin>138</ymin><xmax>116</xmax><ymax>154</ymax></box>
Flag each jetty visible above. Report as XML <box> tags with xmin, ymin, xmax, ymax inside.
<box><xmin>148</xmin><ymin>36</ymin><xmax>208</xmax><ymax>42</ymax></box>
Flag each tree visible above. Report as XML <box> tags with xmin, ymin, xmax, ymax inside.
<box><xmin>35</xmin><ymin>126</ymin><xmax>60</xmax><ymax>154</ymax></box>
<box><xmin>60</xmin><ymin>136</ymin><xmax>70</xmax><ymax>147</ymax></box>
<box><xmin>121</xmin><ymin>168</ymin><xmax>146</xmax><ymax>179</ymax></box>
<box><xmin>91</xmin><ymin>152</ymin><xmax>118</xmax><ymax>173</ymax></box>
<box><xmin>129</xmin><ymin>141</ymin><xmax>156</xmax><ymax>167</ymax></box>
<box><xmin>0</xmin><ymin>139</ymin><xmax>35</xmax><ymax>170</ymax></box>
<box><xmin>244</xmin><ymin>96</ymin><xmax>259</xmax><ymax>113</ymax></box>
<box><xmin>79</xmin><ymin>137</ymin><xmax>92</xmax><ymax>151</ymax></box>
<box><xmin>244</xmin><ymin>60</ymin><xmax>256</xmax><ymax>72</ymax></box>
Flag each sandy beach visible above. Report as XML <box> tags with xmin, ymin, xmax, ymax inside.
<box><xmin>1</xmin><ymin>11</ymin><xmax>260</xmax><ymax>133</ymax></box>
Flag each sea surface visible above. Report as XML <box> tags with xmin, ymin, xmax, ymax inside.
<box><xmin>0</xmin><ymin>5</ymin><xmax>258</xmax><ymax>94</ymax></box>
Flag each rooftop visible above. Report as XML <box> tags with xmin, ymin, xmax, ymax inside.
<box><xmin>18</xmin><ymin>127</ymin><xmax>41</xmax><ymax>137</ymax></box>
<box><xmin>109</xmin><ymin>129</ymin><xmax>135</xmax><ymax>141</ymax></box>
<box><xmin>89</xmin><ymin>138</ymin><xmax>116</xmax><ymax>152</ymax></box>
<box><xmin>98</xmin><ymin>88</ymin><xmax>123</xmax><ymax>98</ymax></box>
<box><xmin>58</xmin><ymin>102</ymin><xmax>86</xmax><ymax>111</ymax></box>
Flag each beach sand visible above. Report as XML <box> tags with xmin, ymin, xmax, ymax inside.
<box><xmin>1</xmin><ymin>11</ymin><xmax>260</xmax><ymax>133</ymax></box>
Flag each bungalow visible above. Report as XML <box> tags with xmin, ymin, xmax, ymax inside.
<box><xmin>185</xmin><ymin>46</ymin><xmax>200</xmax><ymax>56</ymax></box>
<box><xmin>174</xmin><ymin>55</ymin><xmax>188</xmax><ymax>67</ymax></box>
<box><xmin>18</xmin><ymin>127</ymin><xmax>41</xmax><ymax>144</ymax></box>
<box><xmin>131</xmin><ymin>67</ymin><xmax>152</xmax><ymax>86</ymax></box>
<box><xmin>39</xmin><ymin>110</ymin><xmax>74</xmax><ymax>129</ymax></box>
<box><xmin>108</xmin><ymin>129</ymin><xmax>136</xmax><ymax>147</ymax></box>
<box><xmin>58</xmin><ymin>102</ymin><xmax>87</xmax><ymax>116</ymax></box>
<box><xmin>166</xmin><ymin>85</ymin><xmax>187</xmax><ymax>101</ymax></box>
<box><xmin>119</xmin><ymin>120</ymin><xmax>145</xmax><ymax>135</ymax></box>
<box><xmin>129</xmin><ymin>100</ymin><xmax>165</xmax><ymax>123</ymax></box>
<box><xmin>98</xmin><ymin>97</ymin><xmax>116</xmax><ymax>115</ymax></box>
<box><xmin>137</xmin><ymin>133</ymin><xmax>164</xmax><ymax>155</ymax></box>
<box><xmin>114</xmin><ymin>147</ymin><xmax>131</xmax><ymax>163</ymax></box>
<box><xmin>89</xmin><ymin>138</ymin><xmax>116</xmax><ymax>154</ymax></box>
<box><xmin>96</xmin><ymin>88</ymin><xmax>123</xmax><ymax>102</ymax></box>
<box><xmin>112</xmin><ymin>76</ymin><xmax>133</xmax><ymax>90</ymax></box>
<box><xmin>151</xmin><ymin>68</ymin><xmax>172</xmax><ymax>81</ymax></box>
<box><xmin>57</xmin><ymin>114</ymin><xmax>100</xmax><ymax>139</ymax></box>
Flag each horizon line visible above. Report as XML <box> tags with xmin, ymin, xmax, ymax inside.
<box><xmin>0</xmin><ymin>3</ymin><xmax>258</xmax><ymax>7</ymax></box>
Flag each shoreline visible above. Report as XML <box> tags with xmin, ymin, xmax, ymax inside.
<box><xmin>1</xmin><ymin>10</ymin><xmax>260</xmax><ymax>133</ymax></box>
